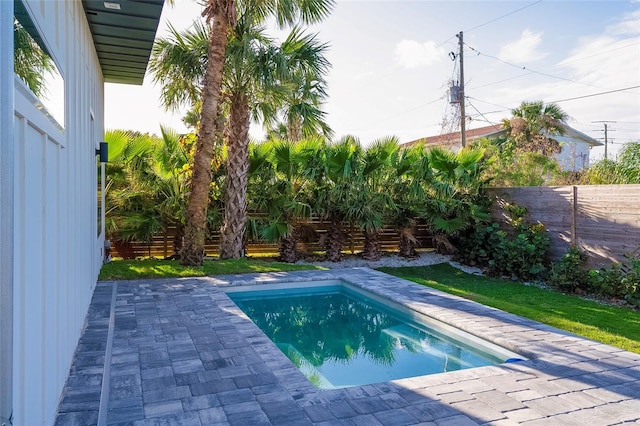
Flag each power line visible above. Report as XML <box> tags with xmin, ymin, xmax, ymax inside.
<box><xmin>466</xmin><ymin>98</ymin><xmax>499</xmax><ymax>126</ymax></box>
<box><xmin>465</xmin><ymin>0</ymin><xmax>543</xmax><ymax>33</ymax></box>
<box><xmin>339</xmin><ymin>0</ymin><xmax>549</xmax><ymax>94</ymax></box>
<box><xmin>467</xmin><ymin>40</ymin><xmax>640</xmax><ymax>92</ymax></box>
<box><xmin>365</xmin><ymin>94</ymin><xmax>446</xmax><ymax>127</ymax></box>
<box><xmin>463</xmin><ymin>42</ymin><xmax>610</xmax><ymax>90</ymax></box>
<box><xmin>557</xmin><ymin>40</ymin><xmax>640</xmax><ymax>68</ymax></box>
<box><xmin>465</xmin><ymin>96</ymin><xmax>511</xmax><ymax>112</ymax></box>
<box><xmin>550</xmin><ymin>85</ymin><xmax>640</xmax><ymax>103</ymax></box>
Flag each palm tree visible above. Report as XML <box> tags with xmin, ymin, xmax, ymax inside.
<box><xmin>502</xmin><ymin>101</ymin><xmax>569</xmax><ymax>156</ymax></box>
<box><xmin>219</xmin><ymin>18</ymin><xmax>331</xmax><ymax>258</ymax></box>
<box><xmin>104</xmin><ymin>127</ymin><xmax>190</xmax><ymax>257</ymax></box>
<box><xmin>177</xmin><ymin>0</ymin><xmax>235</xmax><ymax>265</ymax></box>
<box><xmin>313</xmin><ymin>136</ymin><xmax>362</xmax><ymax>261</ymax></box>
<box><xmin>424</xmin><ymin>147</ymin><xmax>489</xmax><ymax>253</ymax></box>
<box><xmin>386</xmin><ymin>143</ymin><xmax>431</xmax><ymax>258</ymax></box>
<box><xmin>349</xmin><ymin>137</ymin><xmax>398</xmax><ymax>260</ymax></box>
<box><xmin>274</xmin><ymin>27</ymin><xmax>332</xmax><ymax>141</ymax></box>
<box><xmin>151</xmin><ymin>0</ymin><xmax>334</xmax><ymax>264</ymax></box>
<box><xmin>249</xmin><ymin>138</ymin><xmax>320</xmax><ymax>262</ymax></box>
<box><xmin>219</xmin><ymin>16</ymin><xmax>286</xmax><ymax>259</ymax></box>
<box><xmin>149</xmin><ymin>21</ymin><xmax>209</xmax><ymax>113</ymax></box>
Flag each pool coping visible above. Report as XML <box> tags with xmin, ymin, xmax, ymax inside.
<box><xmin>55</xmin><ymin>267</ymin><xmax>640</xmax><ymax>425</ymax></box>
<box><xmin>209</xmin><ymin>268</ymin><xmax>639</xmax><ymax>406</ymax></box>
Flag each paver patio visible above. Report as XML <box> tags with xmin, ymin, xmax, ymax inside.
<box><xmin>55</xmin><ymin>268</ymin><xmax>640</xmax><ymax>425</ymax></box>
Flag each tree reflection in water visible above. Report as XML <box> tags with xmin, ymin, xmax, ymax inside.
<box><xmin>233</xmin><ymin>287</ymin><xmax>496</xmax><ymax>387</ymax></box>
<box><xmin>238</xmin><ymin>292</ymin><xmax>400</xmax><ymax>367</ymax></box>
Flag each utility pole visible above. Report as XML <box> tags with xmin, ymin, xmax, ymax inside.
<box><xmin>457</xmin><ymin>31</ymin><xmax>466</xmax><ymax>147</ymax></box>
<box><xmin>592</xmin><ymin>121</ymin><xmax>616</xmax><ymax>161</ymax></box>
<box><xmin>604</xmin><ymin>123</ymin><xmax>608</xmax><ymax>160</ymax></box>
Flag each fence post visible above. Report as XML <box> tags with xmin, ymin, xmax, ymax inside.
<box><xmin>571</xmin><ymin>186</ymin><xmax>578</xmax><ymax>246</ymax></box>
<box><xmin>163</xmin><ymin>232</ymin><xmax>168</xmax><ymax>259</ymax></box>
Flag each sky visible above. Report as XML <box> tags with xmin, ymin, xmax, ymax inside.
<box><xmin>104</xmin><ymin>0</ymin><xmax>640</xmax><ymax>161</ymax></box>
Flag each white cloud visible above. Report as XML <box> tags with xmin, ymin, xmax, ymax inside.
<box><xmin>607</xmin><ymin>9</ymin><xmax>640</xmax><ymax>36</ymax></box>
<box><xmin>499</xmin><ymin>29</ymin><xmax>548</xmax><ymax>63</ymax></box>
<box><xmin>557</xmin><ymin>8</ymin><xmax>640</xmax><ymax>90</ymax></box>
<box><xmin>394</xmin><ymin>40</ymin><xmax>445</xmax><ymax>69</ymax></box>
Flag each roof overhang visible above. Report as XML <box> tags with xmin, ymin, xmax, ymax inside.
<box><xmin>82</xmin><ymin>0</ymin><xmax>164</xmax><ymax>85</ymax></box>
<box><xmin>558</xmin><ymin>123</ymin><xmax>604</xmax><ymax>147</ymax></box>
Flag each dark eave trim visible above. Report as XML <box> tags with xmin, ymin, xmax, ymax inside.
<box><xmin>82</xmin><ymin>0</ymin><xmax>164</xmax><ymax>85</ymax></box>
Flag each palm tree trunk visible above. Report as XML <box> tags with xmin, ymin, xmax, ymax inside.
<box><xmin>220</xmin><ymin>93</ymin><xmax>250</xmax><ymax>259</ymax></box>
<box><xmin>173</xmin><ymin>222</ymin><xmax>184</xmax><ymax>258</ymax></box>
<box><xmin>287</xmin><ymin>116</ymin><xmax>303</xmax><ymax>142</ymax></box>
<box><xmin>399</xmin><ymin>226</ymin><xmax>418</xmax><ymax>258</ymax></box>
<box><xmin>279</xmin><ymin>227</ymin><xmax>298</xmax><ymax>263</ymax></box>
<box><xmin>180</xmin><ymin>6</ymin><xmax>230</xmax><ymax>266</ymax></box>
<box><xmin>325</xmin><ymin>219</ymin><xmax>343</xmax><ymax>262</ymax></box>
<box><xmin>362</xmin><ymin>229</ymin><xmax>380</xmax><ymax>261</ymax></box>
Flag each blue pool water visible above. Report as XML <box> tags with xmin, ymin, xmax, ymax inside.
<box><xmin>227</xmin><ymin>282</ymin><xmax>516</xmax><ymax>389</ymax></box>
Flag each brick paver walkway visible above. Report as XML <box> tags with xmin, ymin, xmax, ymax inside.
<box><xmin>55</xmin><ymin>268</ymin><xmax>640</xmax><ymax>425</ymax></box>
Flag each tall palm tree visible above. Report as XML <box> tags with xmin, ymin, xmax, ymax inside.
<box><xmin>149</xmin><ymin>21</ymin><xmax>209</xmax><ymax>113</ymax></box>
<box><xmin>274</xmin><ymin>27</ymin><xmax>332</xmax><ymax>141</ymax></box>
<box><xmin>151</xmin><ymin>0</ymin><xmax>334</xmax><ymax>264</ymax></box>
<box><xmin>152</xmin><ymin>21</ymin><xmax>331</xmax><ymax>260</ymax></box>
<box><xmin>219</xmin><ymin>18</ymin><xmax>331</xmax><ymax>258</ymax></box>
<box><xmin>177</xmin><ymin>0</ymin><xmax>235</xmax><ymax>265</ymax></box>
<box><xmin>502</xmin><ymin>101</ymin><xmax>569</xmax><ymax>156</ymax></box>
<box><xmin>219</xmin><ymin>16</ymin><xmax>288</xmax><ymax>258</ymax></box>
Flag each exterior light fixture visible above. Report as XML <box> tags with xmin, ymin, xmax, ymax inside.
<box><xmin>96</xmin><ymin>142</ymin><xmax>108</xmax><ymax>163</ymax></box>
<box><xmin>103</xmin><ymin>2</ymin><xmax>121</xmax><ymax>10</ymax></box>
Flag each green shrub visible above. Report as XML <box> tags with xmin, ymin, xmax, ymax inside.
<box><xmin>490</xmin><ymin>222</ymin><xmax>550</xmax><ymax>281</ymax></box>
<box><xmin>456</xmin><ymin>205</ymin><xmax>551</xmax><ymax>281</ymax></box>
<box><xmin>548</xmin><ymin>245</ymin><xmax>640</xmax><ymax>306</ymax></box>
<box><xmin>588</xmin><ymin>248</ymin><xmax>640</xmax><ymax>306</ymax></box>
<box><xmin>548</xmin><ymin>246</ymin><xmax>589</xmax><ymax>292</ymax></box>
<box><xmin>455</xmin><ymin>222</ymin><xmax>500</xmax><ymax>267</ymax></box>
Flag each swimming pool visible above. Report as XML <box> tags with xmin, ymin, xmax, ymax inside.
<box><xmin>225</xmin><ymin>280</ymin><xmax>523</xmax><ymax>389</ymax></box>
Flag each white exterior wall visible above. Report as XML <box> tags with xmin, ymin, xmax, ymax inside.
<box><xmin>1</xmin><ymin>0</ymin><xmax>15</xmax><ymax>423</ymax></box>
<box><xmin>555</xmin><ymin>136</ymin><xmax>592</xmax><ymax>171</ymax></box>
<box><xmin>8</xmin><ymin>1</ymin><xmax>105</xmax><ymax>425</ymax></box>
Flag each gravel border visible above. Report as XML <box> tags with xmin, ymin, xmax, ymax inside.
<box><xmin>296</xmin><ymin>251</ymin><xmax>484</xmax><ymax>275</ymax></box>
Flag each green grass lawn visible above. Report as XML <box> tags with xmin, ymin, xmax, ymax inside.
<box><xmin>99</xmin><ymin>258</ymin><xmax>640</xmax><ymax>354</ymax></box>
<box><xmin>378</xmin><ymin>263</ymin><xmax>640</xmax><ymax>354</ymax></box>
<box><xmin>98</xmin><ymin>258</ymin><xmax>325</xmax><ymax>280</ymax></box>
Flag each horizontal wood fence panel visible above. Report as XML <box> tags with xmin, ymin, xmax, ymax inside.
<box><xmin>487</xmin><ymin>185</ymin><xmax>640</xmax><ymax>267</ymax></box>
<box><xmin>111</xmin><ymin>217</ymin><xmax>434</xmax><ymax>260</ymax></box>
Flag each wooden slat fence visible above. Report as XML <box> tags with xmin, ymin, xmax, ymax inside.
<box><xmin>487</xmin><ymin>185</ymin><xmax>640</xmax><ymax>267</ymax></box>
<box><xmin>111</xmin><ymin>217</ymin><xmax>434</xmax><ymax>259</ymax></box>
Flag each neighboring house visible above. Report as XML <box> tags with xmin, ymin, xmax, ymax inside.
<box><xmin>402</xmin><ymin>124</ymin><xmax>502</xmax><ymax>151</ymax></box>
<box><xmin>0</xmin><ymin>1</ymin><xmax>163</xmax><ymax>425</ymax></box>
<box><xmin>546</xmin><ymin>126</ymin><xmax>604</xmax><ymax>171</ymax></box>
<box><xmin>402</xmin><ymin>123</ymin><xmax>603</xmax><ymax>171</ymax></box>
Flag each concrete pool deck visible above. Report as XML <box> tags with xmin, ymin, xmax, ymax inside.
<box><xmin>55</xmin><ymin>268</ymin><xmax>640</xmax><ymax>425</ymax></box>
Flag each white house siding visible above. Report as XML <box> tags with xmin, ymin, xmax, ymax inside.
<box><xmin>555</xmin><ymin>136</ymin><xmax>592</xmax><ymax>171</ymax></box>
<box><xmin>1</xmin><ymin>0</ymin><xmax>16</xmax><ymax>423</ymax></box>
<box><xmin>9</xmin><ymin>1</ymin><xmax>104</xmax><ymax>425</ymax></box>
